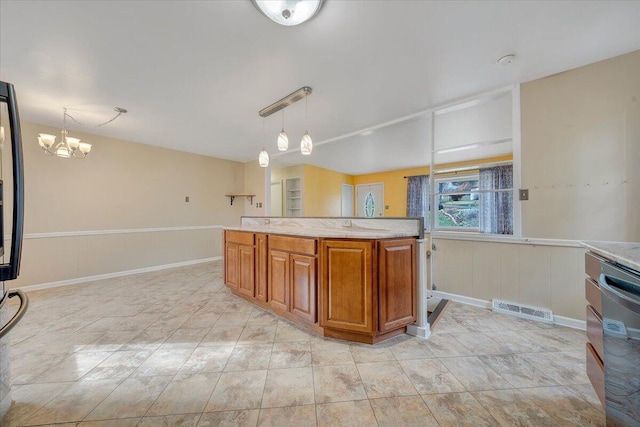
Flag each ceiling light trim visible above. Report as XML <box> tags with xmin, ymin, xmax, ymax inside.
<box><xmin>251</xmin><ymin>0</ymin><xmax>325</xmax><ymax>26</ymax></box>
<box><xmin>259</xmin><ymin>86</ymin><xmax>312</xmax><ymax>118</ymax></box>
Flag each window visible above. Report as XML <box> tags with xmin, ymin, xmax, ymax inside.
<box><xmin>435</xmin><ymin>175</ymin><xmax>479</xmax><ymax>230</ymax></box>
<box><xmin>434</xmin><ymin>165</ymin><xmax>513</xmax><ymax>234</ymax></box>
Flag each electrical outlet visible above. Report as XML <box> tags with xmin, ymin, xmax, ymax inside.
<box><xmin>342</xmin><ymin>219</ymin><xmax>352</xmax><ymax>227</ymax></box>
<box><xmin>185</xmin><ymin>196</ymin><xmax>190</xmax><ymax>202</ymax></box>
<box><xmin>263</xmin><ymin>218</ymin><xmax>270</xmax><ymax>224</ymax></box>
<box><xmin>519</xmin><ymin>189</ymin><xmax>529</xmax><ymax>201</ymax></box>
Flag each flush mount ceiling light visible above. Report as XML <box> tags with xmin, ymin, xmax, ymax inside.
<box><xmin>251</xmin><ymin>0</ymin><xmax>324</xmax><ymax>26</ymax></box>
<box><xmin>496</xmin><ymin>54</ymin><xmax>516</xmax><ymax>66</ymax></box>
<box><xmin>38</xmin><ymin>106</ymin><xmax>127</xmax><ymax>159</ymax></box>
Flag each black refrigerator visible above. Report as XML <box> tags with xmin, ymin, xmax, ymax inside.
<box><xmin>0</xmin><ymin>80</ymin><xmax>27</xmax><ymax>418</ymax></box>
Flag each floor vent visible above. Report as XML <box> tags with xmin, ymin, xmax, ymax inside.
<box><xmin>492</xmin><ymin>299</ymin><xmax>553</xmax><ymax>323</ymax></box>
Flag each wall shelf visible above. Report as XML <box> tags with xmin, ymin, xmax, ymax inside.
<box><xmin>225</xmin><ymin>194</ymin><xmax>256</xmax><ymax>206</ymax></box>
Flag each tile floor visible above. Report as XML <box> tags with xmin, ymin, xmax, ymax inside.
<box><xmin>1</xmin><ymin>261</ymin><xmax>605</xmax><ymax>426</ymax></box>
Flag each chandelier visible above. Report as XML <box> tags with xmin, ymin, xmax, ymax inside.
<box><xmin>257</xmin><ymin>86</ymin><xmax>313</xmax><ymax>167</ymax></box>
<box><xmin>38</xmin><ymin>106</ymin><xmax>127</xmax><ymax>159</ymax></box>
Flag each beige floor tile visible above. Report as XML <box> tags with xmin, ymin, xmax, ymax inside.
<box><xmin>311</xmin><ymin>340</ymin><xmax>354</xmax><ymax>366</ymax></box>
<box><xmin>472</xmin><ymin>389</ymin><xmax>561</xmax><ymax>426</ymax></box>
<box><xmin>205</xmin><ymin>370</ymin><xmax>267</xmax><ymax>412</ymax></box>
<box><xmin>356</xmin><ymin>361</ymin><xmax>418</xmax><ymax>398</ymax></box>
<box><xmin>425</xmin><ymin>332</ymin><xmax>474</xmax><ymax>357</ymax></box>
<box><xmin>215</xmin><ymin>312</ymin><xmax>251</xmax><ymax>327</ymax></box>
<box><xmin>257</xmin><ymin>405</ymin><xmax>316</xmax><ymax>427</ymax></box>
<box><xmin>1</xmin><ymin>382</ymin><xmax>73</xmax><ymax>426</ymax></box>
<box><xmin>274</xmin><ymin>321</ymin><xmax>313</xmax><ymax>342</ymax></box>
<box><xmin>77</xmin><ymin>418</ymin><xmax>141</xmax><ymax>426</ymax></box>
<box><xmin>179</xmin><ymin>345</ymin><xmax>234</xmax><ymax>374</ymax></box>
<box><xmin>564</xmin><ymin>383</ymin><xmax>604</xmax><ymax>409</ymax></box>
<box><xmin>349</xmin><ymin>344</ymin><xmax>395</xmax><ymax>363</ymax></box>
<box><xmin>370</xmin><ymin>395</ymin><xmax>439</xmax><ymax>427</ymax></box>
<box><xmin>224</xmin><ymin>344</ymin><xmax>272</xmax><ymax>372</ymax></box>
<box><xmin>450</xmin><ymin>332</ymin><xmax>511</xmax><ymax>355</ymax></box>
<box><xmin>132</xmin><ymin>348</ymin><xmax>194</xmax><ymax>377</ymax></box>
<box><xmin>22</xmin><ymin>379</ymin><xmax>121</xmax><ymax>425</ymax></box>
<box><xmin>518</xmin><ymin>386</ymin><xmax>605</xmax><ymax>427</ymax></box>
<box><xmin>237</xmin><ymin>326</ymin><xmax>277</xmax><ymax>345</ymax></box>
<box><xmin>83</xmin><ymin>350</ymin><xmax>153</xmax><ymax>381</ymax></box>
<box><xmin>147</xmin><ymin>372</ymin><xmax>221</xmax><ymax>416</ymax></box>
<box><xmin>399</xmin><ymin>358</ymin><xmax>466</xmax><ymax>394</ymax></box>
<box><xmin>161</xmin><ymin>327</ymin><xmax>210</xmax><ymax>349</ymax></box>
<box><xmin>422</xmin><ymin>392</ymin><xmax>500</xmax><ymax>427</ymax></box>
<box><xmin>198</xmin><ymin>409</ymin><xmax>259</xmax><ymax>427</ymax></box>
<box><xmin>181</xmin><ymin>312</ymin><xmax>221</xmax><ymax>329</ymax></box>
<box><xmin>269</xmin><ymin>341</ymin><xmax>312</xmax><ymax>369</ymax></box>
<box><xmin>387</xmin><ymin>337</ymin><xmax>436</xmax><ymax>360</ymax></box>
<box><xmin>119</xmin><ymin>328</ymin><xmax>168</xmax><ymax>352</ymax></box>
<box><xmin>313</xmin><ymin>365</ymin><xmax>367</xmax><ymax>404</ymax></box>
<box><xmin>440</xmin><ymin>356</ymin><xmax>513</xmax><ymax>391</ymax></box>
<box><xmin>483</xmin><ymin>330</ymin><xmax>546</xmax><ymax>353</ymax></box>
<box><xmin>478</xmin><ymin>353</ymin><xmax>559</xmax><ymax>388</ymax></box>
<box><xmin>247</xmin><ymin>310</ymin><xmax>279</xmax><ymax>327</ymax></box>
<box><xmin>261</xmin><ymin>367</ymin><xmax>314</xmax><ymax>408</ymax></box>
<box><xmin>85</xmin><ymin>375</ymin><xmax>173</xmax><ymax>420</ymax></box>
<box><xmin>137</xmin><ymin>413</ymin><xmax>201</xmax><ymax>427</ymax></box>
<box><xmin>316</xmin><ymin>400</ymin><xmax>377</xmax><ymax>427</ymax></box>
<box><xmin>199</xmin><ymin>325</ymin><xmax>244</xmax><ymax>346</ymax></box>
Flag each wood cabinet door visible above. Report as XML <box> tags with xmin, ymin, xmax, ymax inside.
<box><xmin>255</xmin><ymin>233</ymin><xmax>268</xmax><ymax>302</ymax></box>
<box><xmin>225</xmin><ymin>242</ymin><xmax>239</xmax><ymax>291</ymax></box>
<box><xmin>269</xmin><ymin>249</ymin><xmax>289</xmax><ymax>313</ymax></box>
<box><xmin>378</xmin><ymin>239</ymin><xmax>416</xmax><ymax>332</ymax></box>
<box><xmin>290</xmin><ymin>254</ymin><xmax>317</xmax><ymax>323</ymax></box>
<box><xmin>238</xmin><ymin>244</ymin><xmax>255</xmax><ymax>298</ymax></box>
<box><xmin>320</xmin><ymin>240</ymin><xmax>374</xmax><ymax>333</ymax></box>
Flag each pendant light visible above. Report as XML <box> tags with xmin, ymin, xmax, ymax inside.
<box><xmin>277</xmin><ymin>110</ymin><xmax>288</xmax><ymax>151</ymax></box>
<box><xmin>259</xmin><ymin>118</ymin><xmax>269</xmax><ymax>167</ymax></box>
<box><xmin>300</xmin><ymin>96</ymin><xmax>312</xmax><ymax>155</ymax></box>
<box><xmin>259</xmin><ymin>148</ymin><xmax>269</xmax><ymax>167</ymax></box>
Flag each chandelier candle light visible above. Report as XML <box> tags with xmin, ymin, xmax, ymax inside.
<box><xmin>38</xmin><ymin>106</ymin><xmax>127</xmax><ymax>159</ymax></box>
<box><xmin>257</xmin><ymin>86</ymin><xmax>313</xmax><ymax>167</ymax></box>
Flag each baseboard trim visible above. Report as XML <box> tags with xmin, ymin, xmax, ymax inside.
<box><xmin>17</xmin><ymin>257</ymin><xmax>222</xmax><ymax>292</ymax></box>
<box><xmin>431</xmin><ymin>290</ymin><xmax>586</xmax><ymax>331</ymax></box>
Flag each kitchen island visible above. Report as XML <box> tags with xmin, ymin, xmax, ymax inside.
<box><xmin>224</xmin><ymin>217</ymin><xmax>428</xmax><ymax>344</ymax></box>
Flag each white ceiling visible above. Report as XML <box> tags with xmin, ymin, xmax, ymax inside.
<box><xmin>1</xmin><ymin>1</ymin><xmax>639</xmax><ymax>174</ymax></box>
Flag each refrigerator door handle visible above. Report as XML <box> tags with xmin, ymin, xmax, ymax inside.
<box><xmin>0</xmin><ymin>81</ymin><xmax>25</xmax><ymax>282</ymax></box>
<box><xmin>0</xmin><ymin>290</ymin><xmax>29</xmax><ymax>340</ymax></box>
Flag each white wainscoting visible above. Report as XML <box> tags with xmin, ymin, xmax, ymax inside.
<box><xmin>5</xmin><ymin>226</ymin><xmax>224</xmax><ymax>290</ymax></box>
<box><xmin>432</xmin><ymin>237</ymin><xmax>586</xmax><ymax>322</ymax></box>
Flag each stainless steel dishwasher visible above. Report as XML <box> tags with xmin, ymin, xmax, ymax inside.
<box><xmin>599</xmin><ymin>261</ymin><xmax>640</xmax><ymax>426</ymax></box>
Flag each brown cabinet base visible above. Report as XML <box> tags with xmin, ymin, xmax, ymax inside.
<box><xmin>324</xmin><ymin>325</ymin><xmax>407</xmax><ymax>344</ymax></box>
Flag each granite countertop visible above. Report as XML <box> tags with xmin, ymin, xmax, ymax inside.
<box><xmin>225</xmin><ymin>225</ymin><xmax>418</xmax><ymax>239</ymax></box>
<box><xmin>583</xmin><ymin>241</ymin><xmax>640</xmax><ymax>272</ymax></box>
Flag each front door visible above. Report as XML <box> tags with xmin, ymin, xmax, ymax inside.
<box><xmin>356</xmin><ymin>183</ymin><xmax>384</xmax><ymax>217</ymax></box>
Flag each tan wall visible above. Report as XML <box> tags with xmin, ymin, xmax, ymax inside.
<box><xmin>4</xmin><ymin>121</ymin><xmax>245</xmax><ymax>288</ymax></box>
<box><xmin>521</xmin><ymin>49</ymin><xmax>640</xmax><ymax>241</ymax></box>
<box><xmin>303</xmin><ymin>165</ymin><xmax>354</xmax><ymax>217</ymax></box>
<box><xmin>432</xmin><ymin>239</ymin><xmax>585</xmax><ymax>320</ymax></box>
<box><xmin>243</xmin><ymin>160</ymin><xmax>267</xmax><ymax>217</ymax></box>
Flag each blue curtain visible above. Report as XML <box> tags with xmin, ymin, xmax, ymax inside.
<box><xmin>406</xmin><ymin>175</ymin><xmax>429</xmax><ymax>230</ymax></box>
<box><xmin>479</xmin><ymin>165</ymin><xmax>513</xmax><ymax>234</ymax></box>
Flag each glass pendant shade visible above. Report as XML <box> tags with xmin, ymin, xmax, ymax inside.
<box><xmin>300</xmin><ymin>131</ymin><xmax>313</xmax><ymax>155</ymax></box>
<box><xmin>38</xmin><ymin>133</ymin><xmax>56</xmax><ymax>149</ymax></box>
<box><xmin>79</xmin><ymin>142</ymin><xmax>92</xmax><ymax>154</ymax></box>
<box><xmin>252</xmin><ymin>0</ymin><xmax>324</xmax><ymax>26</ymax></box>
<box><xmin>65</xmin><ymin>136</ymin><xmax>81</xmax><ymax>150</ymax></box>
<box><xmin>277</xmin><ymin>129</ymin><xmax>289</xmax><ymax>151</ymax></box>
<box><xmin>258</xmin><ymin>149</ymin><xmax>269</xmax><ymax>167</ymax></box>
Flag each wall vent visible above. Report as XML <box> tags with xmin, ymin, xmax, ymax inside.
<box><xmin>492</xmin><ymin>299</ymin><xmax>553</xmax><ymax>323</ymax></box>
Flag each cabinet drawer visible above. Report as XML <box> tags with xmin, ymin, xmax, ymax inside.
<box><xmin>586</xmin><ymin>305</ymin><xmax>603</xmax><ymax>360</ymax></box>
<box><xmin>226</xmin><ymin>230</ymin><xmax>254</xmax><ymax>245</ymax></box>
<box><xmin>585</xmin><ymin>278</ymin><xmax>602</xmax><ymax>315</ymax></box>
<box><xmin>585</xmin><ymin>252</ymin><xmax>604</xmax><ymax>282</ymax></box>
<box><xmin>585</xmin><ymin>342</ymin><xmax>605</xmax><ymax>407</ymax></box>
<box><xmin>270</xmin><ymin>235</ymin><xmax>317</xmax><ymax>255</ymax></box>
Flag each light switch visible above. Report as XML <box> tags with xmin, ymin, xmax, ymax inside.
<box><xmin>185</xmin><ymin>196</ymin><xmax>190</xmax><ymax>202</ymax></box>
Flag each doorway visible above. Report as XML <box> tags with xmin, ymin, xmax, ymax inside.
<box><xmin>341</xmin><ymin>184</ymin><xmax>354</xmax><ymax>217</ymax></box>
<box><xmin>270</xmin><ymin>181</ymin><xmax>283</xmax><ymax>216</ymax></box>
